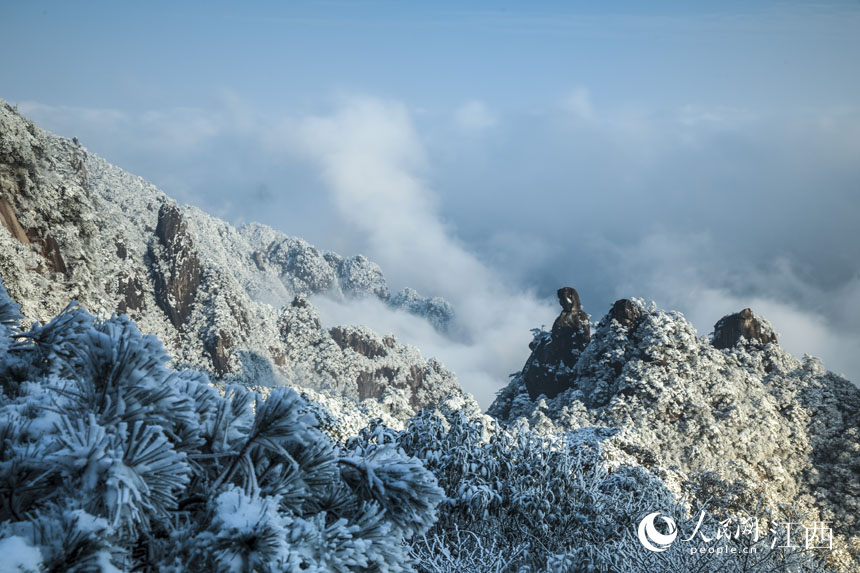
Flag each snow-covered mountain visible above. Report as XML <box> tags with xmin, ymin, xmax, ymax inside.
<box><xmin>491</xmin><ymin>289</ymin><xmax>860</xmax><ymax>568</ymax></box>
<box><xmin>2</xmin><ymin>101</ymin><xmax>859</xmax><ymax>570</ymax></box>
<box><xmin>0</xmin><ymin>100</ymin><xmax>468</xmax><ymax>419</ymax></box>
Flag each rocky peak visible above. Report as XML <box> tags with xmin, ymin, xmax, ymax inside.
<box><xmin>490</xmin><ymin>297</ymin><xmax>860</xmax><ymax>568</ymax></box>
<box><xmin>712</xmin><ymin>307</ymin><xmax>777</xmax><ymax>349</ymax></box>
<box><xmin>551</xmin><ymin>287</ymin><xmax>590</xmax><ymax>342</ymax></box>
<box><xmin>149</xmin><ymin>202</ymin><xmax>202</xmax><ymax>330</ymax></box>
<box><xmin>607</xmin><ymin>298</ymin><xmax>642</xmax><ymax>331</ymax></box>
<box><xmin>0</xmin><ymin>103</ymin><xmax>469</xmax><ymax>423</ymax></box>
<box><xmin>522</xmin><ymin>286</ymin><xmax>591</xmax><ymax>400</ymax></box>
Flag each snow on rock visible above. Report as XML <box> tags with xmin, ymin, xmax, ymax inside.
<box><xmin>390</xmin><ymin>287</ymin><xmax>455</xmax><ymax>333</ymax></box>
<box><xmin>711</xmin><ymin>307</ymin><xmax>778</xmax><ymax>349</ymax></box>
<box><xmin>0</xmin><ymin>100</ymin><xmax>467</xmax><ymax>416</ymax></box>
<box><xmin>490</xmin><ymin>295</ymin><xmax>860</xmax><ymax>567</ymax></box>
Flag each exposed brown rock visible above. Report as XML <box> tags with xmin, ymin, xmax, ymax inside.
<box><xmin>407</xmin><ymin>364</ymin><xmax>426</xmax><ymax>390</ymax></box>
<box><xmin>354</xmin><ymin>364</ymin><xmax>426</xmax><ymax>405</ymax></box>
<box><xmin>0</xmin><ymin>199</ymin><xmax>68</xmax><ymax>275</ymax></box>
<box><xmin>251</xmin><ymin>251</ymin><xmax>266</xmax><ymax>271</ymax></box>
<box><xmin>150</xmin><ymin>203</ymin><xmax>202</xmax><ymax>330</ymax></box>
<box><xmin>608</xmin><ymin>298</ymin><xmax>642</xmax><ymax>331</ymax></box>
<box><xmin>0</xmin><ymin>198</ymin><xmax>29</xmax><ymax>244</ymax></box>
<box><xmin>25</xmin><ymin>227</ymin><xmax>67</xmax><ymax>275</ymax></box>
<box><xmin>712</xmin><ymin>308</ymin><xmax>777</xmax><ymax>349</ymax></box>
<box><xmin>330</xmin><ymin>327</ymin><xmax>388</xmax><ymax>359</ymax></box>
<box><xmin>207</xmin><ymin>329</ymin><xmax>234</xmax><ymax>374</ymax></box>
<box><xmin>203</xmin><ymin>290</ymin><xmax>252</xmax><ymax>375</ymax></box>
<box><xmin>269</xmin><ymin>347</ymin><xmax>286</xmax><ymax>366</ymax></box>
<box><xmin>356</xmin><ymin>367</ymin><xmax>400</xmax><ymax>401</ymax></box>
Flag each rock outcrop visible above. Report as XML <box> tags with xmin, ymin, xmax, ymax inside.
<box><xmin>0</xmin><ymin>198</ymin><xmax>30</xmax><ymax>245</ymax></box>
<box><xmin>490</xmin><ymin>296</ymin><xmax>860</xmax><ymax>568</ymax></box>
<box><xmin>150</xmin><ymin>203</ymin><xmax>203</xmax><ymax>330</ymax></box>
<box><xmin>0</xmin><ymin>100</ymin><xmax>469</xmax><ymax>417</ymax></box>
<box><xmin>522</xmin><ymin>286</ymin><xmax>590</xmax><ymax>400</ymax></box>
<box><xmin>607</xmin><ymin>297</ymin><xmax>642</xmax><ymax>331</ymax></box>
<box><xmin>712</xmin><ymin>307</ymin><xmax>777</xmax><ymax>349</ymax></box>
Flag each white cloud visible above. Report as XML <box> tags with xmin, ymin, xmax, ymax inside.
<box><xmin>562</xmin><ymin>87</ymin><xmax>594</xmax><ymax>120</ymax></box>
<box><xmin>454</xmin><ymin>100</ymin><xmax>497</xmax><ymax>131</ymax></box>
<box><xmin>290</xmin><ymin>96</ymin><xmax>556</xmax><ymax>406</ymax></box>
<box><xmin>604</xmin><ymin>230</ymin><xmax>860</xmax><ymax>384</ymax></box>
<box><xmin>17</xmin><ymin>93</ymin><xmax>859</xmax><ymax>398</ymax></box>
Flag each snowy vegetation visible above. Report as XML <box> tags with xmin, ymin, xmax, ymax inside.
<box><xmin>0</xmin><ymin>278</ymin><xmax>838</xmax><ymax>571</ymax></box>
<box><xmin>348</xmin><ymin>406</ymin><xmax>830</xmax><ymax>572</ymax></box>
<box><xmin>0</xmin><ymin>279</ymin><xmax>443</xmax><ymax>571</ymax></box>
<box><xmin>0</xmin><ymin>100</ymin><xmax>464</xmax><ymax>415</ymax></box>
<box><xmin>1</xmin><ymin>101</ymin><xmax>856</xmax><ymax>571</ymax></box>
<box><xmin>490</xmin><ymin>298</ymin><xmax>860</xmax><ymax>570</ymax></box>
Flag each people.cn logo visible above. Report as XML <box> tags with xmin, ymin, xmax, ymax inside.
<box><xmin>637</xmin><ymin>512</ymin><xmax>678</xmax><ymax>552</ymax></box>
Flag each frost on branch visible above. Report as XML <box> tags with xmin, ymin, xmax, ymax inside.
<box><xmin>0</xmin><ymin>288</ymin><xmax>444</xmax><ymax>571</ymax></box>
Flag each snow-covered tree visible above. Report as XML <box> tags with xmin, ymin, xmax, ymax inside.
<box><xmin>347</xmin><ymin>405</ymin><xmax>831</xmax><ymax>572</ymax></box>
<box><xmin>0</xmin><ymin>280</ymin><xmax>443</xmax><ymax>571</ymax></box>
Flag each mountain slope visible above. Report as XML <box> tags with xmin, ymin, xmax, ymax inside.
<box><xmin>490</xmin><ymin>290</ymin><xmax>860</xmax><ymax>567</ymax></box>
<box><xmin>0</xmin><ymin>100</ymin><xmax>468</xmax><ymax>417</ymax></box>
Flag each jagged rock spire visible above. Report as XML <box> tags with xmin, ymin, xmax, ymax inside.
<box><xmin>523</xmin><ymin>287</ymin><xmax>591</xmax><ymax>400</ymax></box>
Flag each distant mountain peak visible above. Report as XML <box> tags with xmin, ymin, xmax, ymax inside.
<box><xmin>490</xmin><ymin>289</ymin><xmax>860</xmax><ymax>563</ymax></box>
<box><xmin>0</xmin><ymin>99</ymin><xmax>470</xmax><ymax>417</ymax></box>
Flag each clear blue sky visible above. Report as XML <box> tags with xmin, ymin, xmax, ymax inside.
<box><xmin>5</xmin><ymin>1</ymin><xmax>858</xmax><ymax>111</ymax></box>
<box><xmin>3</xmin><ymin>1</ymin><xmax>860</xmax><ymax>401</ymax></box>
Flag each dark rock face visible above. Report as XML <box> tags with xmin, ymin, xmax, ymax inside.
<box><xmin>608</xmin><ymin>299</ymin><xmax>642</xmax><ymax>331</ymax></box>
<box><xmin>356</xmin><ymin>367</ymin><xmax>397</xmax><ymax>401</ymax></box>
<box><xmin>0</xmin><ymin>198</ymin><xmax>29</xmax><ymax>244</ymax></box>
<box><xmin>116</xmin><ymin>275</ymin><xmax>145</xmax><ymax>314</ymax></box>
<box><xmin>356</xmin><ymin>364</ymin><xmax>428</xmax><ymax>405</ymax></box>
<box><xmin>712</xmin><ymin>308</ymin><xmax>777</xmax><ymax>349</ymax></box>
<box><xmin>330</xmin><ymin>327</ymin><xmax>388</xmax><ymax>359</ymax></box>
<box><xmin>202</xmin><ymin>283</ymin><xmax>251</xmax><ymax>376</ymax></box>
<box><xmin>523</xmin><ymin>287</ymin><xmax>591</xmax><ymax>400</ymax></box>
<box><xmin>208</xmin><ymin>329</ymin><xmax>234</xmax><ymax>374</ymax></box>
<box><xmin>551</xmin><ymin>287</ymin><xmax>591</xmax><ymax>350</ymax></box>
<box><xmin>150</xmin><ymin>203</ymin><xmax>202</xmax><ymax>330</ymax></box>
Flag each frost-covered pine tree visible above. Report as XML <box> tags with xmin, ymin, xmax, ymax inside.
<box><xmin>0</xmin><ymin>277</ymin><xmax>444</xmax><ymax>572</ymax></box>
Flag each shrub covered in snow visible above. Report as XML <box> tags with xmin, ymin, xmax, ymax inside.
<box><xmin>0</xmin><ymin>279</ymin><xmax>443</xmax><ymax>571</ymax></box>
<box><xmin>346</xmin><ymin>405</ymin><xmax>831</xmax><ymax>572</ymax></box>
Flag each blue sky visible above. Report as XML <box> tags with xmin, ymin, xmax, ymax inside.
<box><xmin>6</xmin><ymin>1</ymin><xmax>859</xmax><ymax>111</ymax></box>
<box><xmin>3</xmin><ymin>1</ymin><xmax>860</xmax><ymax>404</ymax></box>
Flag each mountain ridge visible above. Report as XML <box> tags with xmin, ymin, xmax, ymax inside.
<box><xmin>491</xmin><ymin>290</ymin><xmax>860</xmax><ymax>567</ymax></box>
<box><xmin>3</xmin><ymin>101</ymin><xmax>859</xmax><ymax>568</ymax></box>
<box><xmin>0</xmin><ymin>99</ymin><xmax>469</xmax><ymax>419</ymax></box>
